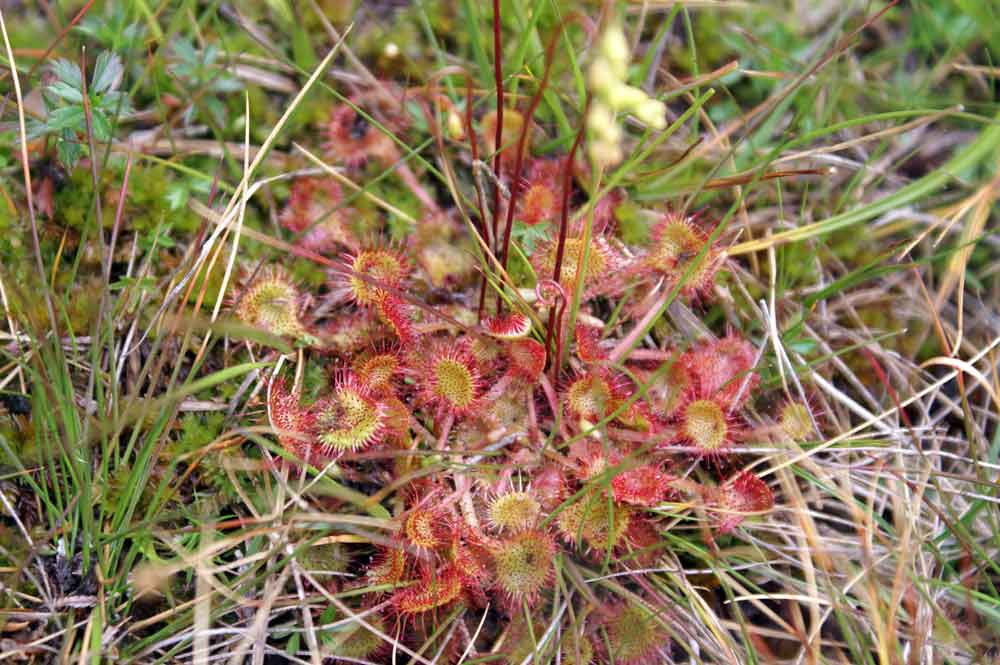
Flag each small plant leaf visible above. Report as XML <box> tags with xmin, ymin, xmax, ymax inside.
<box><xmin>48</xmin><ymin>106</ymin><xmax>86</xmax><ymax>131</ymax></box>
<box><xmin>48</xmin><ymin>81</ymin><xmax>84</xmax><ymax>104</ymax></box>
<box><xmin>91</xmin><ymin>109</ymin><xmax>113</xmax><ymax>141</ymax></box>
<box><xmin>50</xmin><ymin>59</ymin><xmax>83</xmax><ymax>89</ymax></box>
<box><xmin>91</xmin><ymin>50</ymin><xmax>124</xmax><ymax>94</ymax></box>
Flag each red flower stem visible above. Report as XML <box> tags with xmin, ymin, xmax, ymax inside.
<box><xmin>545</xmin><ymin>102</ymin><xmax>589</xmax><ymax>369</ymax></box>
<box><xmin>495</xmin><ymin>24</ymin><xmax>564</xmax><ymax>312</ymax></box>
<box><xmin>468</xmin><ymin>76</ymin><xmax>490</xmax><ymax>323</ymax></box>
<box><xmin>491</xmin><ymin>0</ymin><xmax>504</xmax><ymax>265</ymax></box>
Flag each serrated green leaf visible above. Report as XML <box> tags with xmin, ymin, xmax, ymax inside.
<box><xmin>91</xmin><ymin>51</ymin><xmax>124</xmax><ymax>93</ymax></box>
<box><xmin>91</xmin><ymin>110</ymin><xmax>113</xmax><ymax>142</ymax></box>
<box><xmin>47</xmin><ymin>106</ymin><xmax>85</xmax><ymax>131</ymax></box>
<box><xmin>50</xmin><ymin>59</ymin><xmax>83</xmax><ymax>89</ymax></box>
<box><xmin>48</xmin><ymin>81</ymin><xmax>84</xmax><ymax>104</ymax></box>
<box><xmin>25</xmin><ymin>118</ymin><xmax>48</xmax><ymax>139</ymax></box>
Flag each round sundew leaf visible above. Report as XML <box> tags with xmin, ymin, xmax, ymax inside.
<box><xmin>611</xmin><ymin>465</ymin><xmax>670</xmax><ymax>507</ymax></box>
<box><xmin>491</xmin><ymin>529</ymin><xmax>555</xmax><ymax>604</ymax></box>
<box><xmin>348</xmin><ymin>247</ymin><xmax>409</xmax><ymax>306</ymax></box>
<box><xmin>488</xmin><ymin>491</ymin><xmax>541</xmax><ymax>532</ymax></box>
<box><xmin>390</xmin><ymin>566</ymin><xmax>464</xmax><ymax>615</ymax></box>
<box><xmin>234</xmin><ymin>266</ymin><xmax>306</xmax><ymax>339</ymax></box>
<box><xmin>315</xmin><ymin>374</ymin><xmax>384</xmax><ymax>453</ymax></box>
<box><xmin>507</xmin><ymin>338</ymin><xmax>546</xmax><ymax>380</ymax></box>
<box><xmin>682</xmin><ymin>399</ymin><xmax>729</xmax><ymax>452</ymax></box>
<box><xmin>420</xmin><ymin>344</ymin><xmax>482</xmax><ymax>416</ymax></box>
<box><xmin>483</xmin><ymin>312</ymin><xmax>532</xmax><ymax>339</ymax></box>
<box><xmin>605</xmin><ymin>603</ymin><xmax>669</xmax><ymax>665</ymax></box>
<box><xmin>403</xmin><ymin>508</ymin><xmax>447</xmax><ymax>551</ymax></box>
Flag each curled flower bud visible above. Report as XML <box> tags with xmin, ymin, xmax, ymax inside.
<box><xmin>635</xmin><ymin>98</ymin><xmax>667</xmax><ymax>130</ymax></box>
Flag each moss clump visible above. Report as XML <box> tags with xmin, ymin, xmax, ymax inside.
<box><xmin>176</xmin><ymin>412</ymin><xmax>226</xmax><ymax>455</ymax></box>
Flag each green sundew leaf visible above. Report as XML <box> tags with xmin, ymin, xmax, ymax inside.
<box><xmin>48</xmin><ymin>81</ymin><xmax>84</xmax><ymax>103</ymax></box>
<box><xmin>91</xmin><ymin>51</ymin><xmax>124</xmax><ymax>93</ymax></box>
<box><xmin>47</xmin><ymin>106</ymin><xmax>86</xmax><ymax>131</ymax></box>
<box><xmin>50</xmin><ymin>59</ymin><xmax>83</xmax><ymax>89</ymax></box>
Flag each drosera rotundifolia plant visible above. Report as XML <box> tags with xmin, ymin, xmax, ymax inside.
<box><xmin>245</xmin><ymin>16</ymin><xmax>789</xmax><ymax>661</ymax></box>
<box><xmin>3</xmin><ymin>0</ymin><xmax>1000</xmax><ymax>663</ymax></box>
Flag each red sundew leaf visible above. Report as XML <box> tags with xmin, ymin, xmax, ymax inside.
<box><xmin>376</xmin><ymin>295</ymin><xmax>417</xmax><ymax>346</ymax></box>
<box><xmin>402</xmin><ymin>507</ymin><xmax>451</xmax><ymax>552</ymax></box>
<box><xmin>483</xmin><ymin>312</ymin><xmax>532</xmax><ymax>339</ymax></box>
<box><xmin>681</xmin><ymin>332</ymin><xmax>758</xmax><ymax>410</ymax></box>
<box><xmin>600</xmin><ymin>602</ymin><xmax>670</xmax><ymax>665</ymax></box>
<box><xmin>313</xmin><ymin>371</ymin><xmax>386</xmax><ymax>455</ymax></box>
<box><xmin>673</xmin><ymin>393</ymin><xmax>744</xmax><ymax>461</ymax></box>
<box><xmin>713</xmin><ymin>470</ymin><xmax>775</xmax><ymax>534</ymax></box>
<box><xmin>389</xmin><ymin>565</ymin><xmax>464</xmax><ymax>615</ymax></box>
<box><xmin>490</xmin><ymin>529</ymin><xmax>556</xmax><ymax>609</ymax></box>
<box><xmin>267</xmin><ymin>378</ymin><xmax>322</xmax><ymax>462</ymax></box>
<box><xmin>417</xmin><ymin>341</ymin><xmax>483</xmax><ymax>417</ymax></box>
<box><xmin>611</xmin><ymin>465</ymin><xmax>671</xmax><ymax>507</ymax></box>
<box><xmin>575</xmin><ymin>324</ymin><xmax>607</xmax><ymax>363</ymax></box>
<box><xmin>507</xmin><ymin>338</ymin><xmax>546</xmax><ymax>381</ymax></box>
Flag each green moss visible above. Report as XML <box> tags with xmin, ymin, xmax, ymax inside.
<box><xmin>290</xmin><ymin>258</ymin><xmax>327</xmax><ymax>291</ymax></box>
<box><xmin>176</xmin><ymin>412</ymin><xmax>226</xmax><ymax>455</ymax></box>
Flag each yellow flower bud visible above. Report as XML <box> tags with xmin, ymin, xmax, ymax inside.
<box><xmin>586</xmin><ymin>58</ymin><xmax>616</xmax><ymax>97</ymax></box>
<box><xmin>447</xmin><ymin>109</ymin><xmax>465</xmax><ymax>140</ymax></box>
<box><xmin>607</xmin><ymin>82</ymin><xmax>647</xmax><ymax>111</ymax></box>
<box><xmin>598</xmin><ymin>23</ymin><xmax>629</xmax><ymax>80</ymax></box>
<box><xmin>634</xmin><ymin>97</ymin><xmax>667</xmax><ymax>130</ymax></box>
